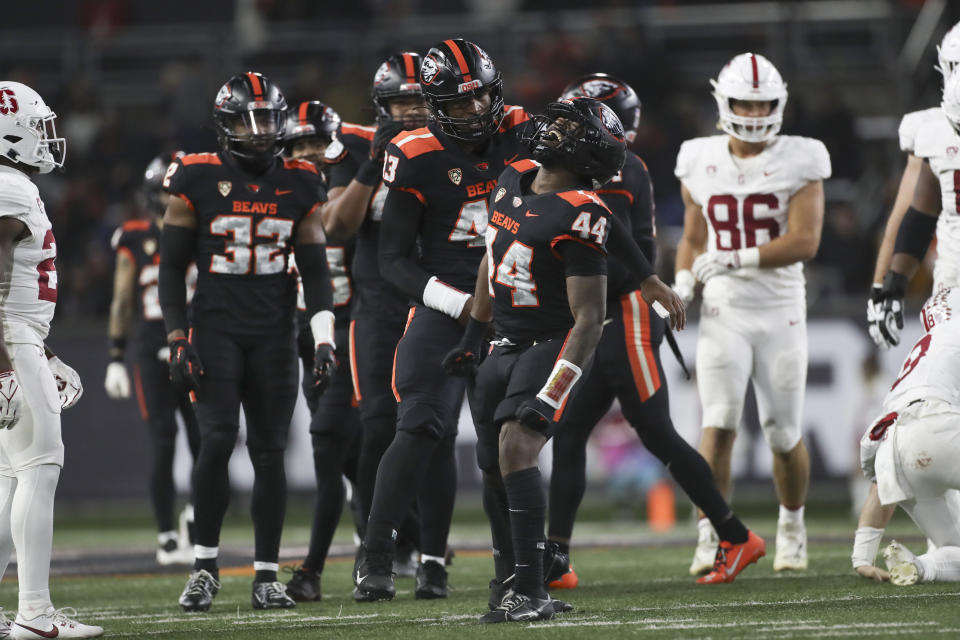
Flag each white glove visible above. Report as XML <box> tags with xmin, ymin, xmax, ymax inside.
<box><xmin>692</xmin><ymin>247</ymin><xmax>760</xmax><ymax>284</ymax></box>
<box><xmin>867</xmin><ymin>284</ymin><xmax>901</xmax><ymax>350</ymax></box>
<box><xmin>48</xmin><ymin>356</ymin><xmax>83</xmax><ymax>410</ymax></box>
<box><xmin>104</xmin><ymin>361</ymin><xmax>131</xmax><ymax>399</ymax></box>
<box><xmin>673</xmin><ymin>269</ymin><xmax>696</xmax><ymax>305</ymax></box>
<box><xmin>0</xmin><ymin>370</ymin><xmax>22</xmax><ymax>429</ymax></box>
<box><xmin>156</xmin><ymin>346</ymin><xmax>170</xmax><ymax>362</ymax></box>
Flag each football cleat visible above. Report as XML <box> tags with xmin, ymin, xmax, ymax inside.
<box><xmin>697</xmin><ymin>530</ymin><xmax>766</xmax><ymax>584</ymax></box>
<box><xmin>414</xmin><ymin>560</ymin><xmax>448</xmax><ymax>599</ymax></box>
<box><xmin>480</xmin><ymin>590</ymin><xmax>559</xmax><ymax>624</ymax></box>
<box><xmin>179</xmin><ymin>569</ymin><xmax>220</xmax><ymax>612</ymax></box>
<box><xmin>542</xmin><ymin>542</ymin><xmax>571</xmax><ymax>586</ymax></box>
<box><xmin>0</xmin><ymin>608</ymin><xmax>10</xmax><ymax>640</ymax></box>
<box><xmin>251</xmin><ymin>581</ymin><xmax>296</xmax><ymax>609</ymax></box>
<box><xmin>548</xmin><ymin>566</ymin><xmax>579</xmax><ymax>590</ymax></box>
<box><xmin>353</xmin><ymin>544</ymin><xmax>395</xmax><ymax>602</ymax></box>
<box><xmin>773</xmin><ymin>519</ymin><xmax>808</xmax><ymax>571</ymax></box>
<box><xmin>11</xmin><ymin>607</ymin><xmax>103</xmax><ymax>639</ymax></box>
<box><xmin>156</xmin><ymin>537</ymin><xmax>192</xmax><ymax>566</ymax></box>
<box><xmin>488</xmin><ymin>575</ymin><xmax>515</xmax><ymax>611</ymax></box>
<box><xmin>284</xmin><ymin>565</ymin><xmax>321</xmax><ymax>602</ymax></box>
<box><xmin>689</xmin><ymin>518</ymin><xmax>719</xmax><ymax>575</ymax></box>
<box><xmin>179</xmin><ymin>504</ymin><xmax>196</xmax><ymax>547</ymax></box>
<box><xmin>883</xmin><ymin>540</ymin><xmax>920</xmax><ymax>586</ymax></box>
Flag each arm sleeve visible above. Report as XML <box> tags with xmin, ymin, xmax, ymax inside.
<box><xmin>158</xmin><ymin>224</ymin><xmax>196</xmax><ymax>335</ymax></box>
<box><xmin>294</xmin><ymin>243</ymin><xmax>334</xmax><ymax>316</ymax></box>
<box><xmin>327</xmin><ymin>152</ymin><xmax>361</xmax><ymax>190</ymax></box>
<box><xmin>559</xmin><ymin>239</ymin><xmax>608</xmax><ymax>277</ymax></box>
<box><xmin>630</xmin><ymin>160</ymin><xmax>657</xmax><ymax>264</ymax></box>
<box><xmin>377</xmin><ymin>187</ymin><xmax>433</xmax><ymax>300</ymax></box>
<box><xmin>606</xmin><ymin>213</ymin><xmax>656</xmax><ymax>282</ymax></box>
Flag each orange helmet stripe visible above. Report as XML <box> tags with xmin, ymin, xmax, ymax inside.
<box><xmin>443</xmin><ymin>39</ymin><xmax>472</xmax><ymax>83</ymax></box>
<box><xmin>298</xmin><ymin>101</ymin><xmax>310</xmax><ymax>126</ymax></box>
<box><xmin>402</xmin><ymin>53</ymin><xmax>416</xmax><ymax>84</ymax></box>
<box><xmin>246</xmin><ymin>72</ymin><xmax>264</xmax><ymax>98</ymax></box>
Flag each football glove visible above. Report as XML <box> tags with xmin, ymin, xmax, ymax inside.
<box><xmin>673</xmin><ymin>269</ymin><xmax>696</xmax><ymax>305</ymax></box>
<box><xmin>0</xmin><ymin>370</ymin><xmax>22</xmax><ymax>429</ymax></box>
<box><xmin>104</xmin><ymin>361</ymin><xmax>131</xmax><ymax>399</ymax></box>
<box><xmin>48</xmin><ymin>356</ymin><xmax>83</xmax><ymax>409</ymax></box>
<box><xmin>168</xmin><ymin>337</ymin><xmax>204</xmax><ymax>394</ymax></box>
<box><xmin>867</xmin><ymin>273</ymin><xmax>907</xmax><ymax>349</ymax></box>
<box><xmin>371</xmin><ymin>119</ymin><xmax>405</xmax><ymax>163</ymax></box>
<box><xmin>313</xmin><ymin>344</ymin><xmax>337</xmax><ymax>395</ymax></box>
<box><xmin>441</xmin><ymin>317</ymin><xmax>489</xmax><ymax>378</ymax></box>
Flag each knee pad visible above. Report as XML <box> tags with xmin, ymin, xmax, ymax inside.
<box><xmin>761</xmin><ymin>418</ymin><xmax>801</xmax><ymax>453</ymax></box>
<box><xmin>199</xmin><ymin>430</ymin><xmax>236</xmax><ymax>463</ymax></box>
<box><xmin>248</xmin><ymin>447</ymin><xmax>285</xmax><ymax>472</ymax></box>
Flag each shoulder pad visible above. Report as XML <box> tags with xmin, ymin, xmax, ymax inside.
<box><xmin>899</xmin><ymin>107</ymin><xmax>943</xmax><ymax>153</ymax></box>
<box><xmin>674</xmin><ymin>137</ymin><xmax>712</xmax><ymax>180</ymax></box>
<box><xmin>508</xmin><ymin>158</ymin><xmax>540</xmax><ymax>174</ymax></box>
<box><xmin>0</xmin><ymin>177</ymin><xmax>34</xmax><ymax>217</ymax></box>
<box><xmin>180</xmin><ymin>152</ymin><xmax>222</xmax><ymax>166</ymax></box>
<box><xmin>393</xmin><ymin>128</ymin><xmax>444</xmax><ymax>159</ymax></box>
<box><xmin>499</xmin><ymin>105</ymin><xmax>531</xmax><ymax>132</ymax></box>
<box><xmin>340</xmin><ymin>123</ymin><xmax>376</xmax><ymax>142</ymax></box>
<box><xmin>557</xmin><ymin>189</ymin><xmax>612</xmax><ymax>214</ymax></box>
<box><xmin>282</xmin><ymin>158</ymin><xmax>319</xmax><ymax>174</ymax></box>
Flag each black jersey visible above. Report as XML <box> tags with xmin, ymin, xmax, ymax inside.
<box><xmin>486</xmin><ymin>160</ymin><xmax>610</xmax><ymax>343</ymax></box>
<box><xmin>111</xmin><ymin>219</ymin><xmax>166</xmax><ymax>350</ymax></box>
<box><xmin>163</xmin><ymin>151</ymin><xmax>325</xmax><ymax>333</ymax></box>
<box><xmin>292</xmin><ymin>239</ymin><xmax>356</xmax><ymax>329</ymax></box>
<box><xmin>381</xmin><ymin>106</ymin><xmax>535</xmax><ymax>293</ymax></box>
<box><xmin>326</xmin><ymin>122</ymin><xmax>407</xmax><ymax>318</ymax></box>
<box><xmin>595</xmin><ymin>151</ymin><xmax>655</xmax><ymax>308</ymax></box>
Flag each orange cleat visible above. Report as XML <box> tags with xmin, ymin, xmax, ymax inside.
<box><xmin>548</xmin><ymin>566</ymin><xmax>579</xmax><ymax>590</ymax></box>
<box><xmin>696</xmin><ymin>530</ymin><xmax>765</xmax><ymax>584</ymax></box>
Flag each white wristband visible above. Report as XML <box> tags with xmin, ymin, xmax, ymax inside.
<box><xmin>310</xmin><ymin>310</ymin><xmax>336</xmax><ymax>348</ymax></box>
<box><xmin>422</xmin><ymin>276</ymin><xmax>471</xmax><ymax>320</ymax></box>
<box><xmin>737</xmin><ymin>246</ymin><xmax>760</xmax><ymax>269</ymax></box>
<box><xmin>851</xmin><ymin>526</ymin><xmax>885</xmax><ymax>569</ymax></box>
<box><xmin>536</xmin><ymin>358</ymin><xmax>583</xmax><ymax>409</ymax></box>
<box><xmin>675</xmin><ymin>269</ymin><xmax>695</xmax><ymax>291</ymax></box>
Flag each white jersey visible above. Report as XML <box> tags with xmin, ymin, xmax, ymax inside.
<box><xmin>0</xmin><ymin>165</ymin><xmax>56</xmax><ymax>346</ymax></box>
<box><xmin>911</xmin><ymin>115</ymin><xmax>960</xmax><ymax>290</ymax></box>
<box><xmin>675</xmin><ymin>134</ymin><xmax>831</xmax><ymax>307</ymax></box>
<box><xmin>899</xmin><ymin>107</ymin><xmax>943</xmax><ymax>154</ymax></box>
<box><xmin>882</xmin><ymin>287</ymin><xmax>960</xmax><ymax>412</ymax></box>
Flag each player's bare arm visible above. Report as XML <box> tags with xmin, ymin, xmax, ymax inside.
<box><xmin>852</xmin><ymin>482</ymin><xmax>895</xmax><ymax>582</ymax></box>
<box><xmin>889</xmin><ymin>159</ymin><xmax>941</xmax><ymax>279</ymax></box>
<box><xmin>0</xmin><ymin>217</ymin><xmax>28</xmax><ymax>371</ymax></box>
<box><xmin>321</xmin><ymin>183</ymin><xmax>373</xmax><ymax>241</ymax></box>
<box><xmin>752</xmin><ymin>179</ymin><xmax>824</xmax><ymax>268</ymax></box>
<box><xmin>107</xmin><ymin>248</ymin><xmax>136</xmax><ymax>358</ymax></box>
<box><xmin>673</xmin><ymin>183</ymin><xmax>706</xmax><ymax>304</ymax></box>
<box><xmin>560</xmin><ymin>274</ymin><xmax>607</xmax><ymax>367</ymax></box>
<box><xmin>872</xmin><ymin>154</ymin><xmax>925</xmax><ymax>284</ymax></box>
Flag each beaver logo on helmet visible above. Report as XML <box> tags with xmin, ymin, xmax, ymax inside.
<box><xmin>598</xmin><ymin>102</ymin><xmax>625</xmax><ymax>139</ymax></box>
<box><xmin>214</xmin><ymin>84</ymin><xmax>232</xmax><ymax>109</ymax></box>
<box><xmin>580</xmin><ymin>79</ymin><xmax>620</xmax><ymax>101</ymax></box>
<box><xmin>421</xmin><ymin>56</ymin><xmax>441</xmax><ymax>85</ymax></box>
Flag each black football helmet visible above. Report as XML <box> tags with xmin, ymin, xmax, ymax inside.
<box><xmin>420</xmin><ymin>39</ymin><xmax>504</xmax><ymax>141</ymax></box>
<box><xmin>372</xmin><ymin>52</ymin><xmax>425</xmax><ymax>121</ymax></box>
<box><xmin>212</xmin><ymin>71</ymin><xmax>287</xmax><ymax>162</ymax></box>
<box><xmin>526</xmin><ymin>97</ymin><xmax>626</xmax><ymax>187</ymax></box>
<box><xmin>285</xmin><ymin>101</ymin><xmax>341</xmax><ymax>149</ymax></box>
<box><xmin>561</xmin><ymin>73</ymin><xmax>641</xmax><ymax>144</ymax></box>
<box><xmin>141</xmin><ymin>151</ymin><xmax>183</xmax><ymax>213</ymax></box>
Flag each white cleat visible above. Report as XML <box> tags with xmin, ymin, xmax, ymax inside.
<box><xmin>156</xmin><ymin>538</ymin><xmax>193</xmax><ymax>566</ymax></box>
<box><xmin>689</xmin><ymin>519</ymin><xmax>719</xmax><ymax>576</ymax></box>
<box><xmin>773</xmin><ymin>520</ymin><xmax>808</xmax><ymax>571</ymax></box>
<box><xmin>0</xmin><ymin>608</ymin><xmax>11</xmax><ymax>639</ymax></box>
<box><xmin>883</xmin><ymin>540</ymin><xmax>920</xmax><ymax>586</ymax></box>
<box><xmin>11</xmin><ymin>608</ymin><xmax>103</xmax><ymax>639</ymax></box>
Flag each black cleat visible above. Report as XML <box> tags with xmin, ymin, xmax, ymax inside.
<box><xmin>543</xmin><ymin>542</ymin><xmax>571</xmax><ymax>586</ymax></box>
<box><xmin>415</xmin><ymin>560</ymin><xmax>448</xmax><ymax>599</ymax></box>
<box><xmin>284</xmin><ymin>565</ymin><xmax>321</xmax><ymax>602</ymax></box>
<box><xmin>488</xmin><ymin>575</ymin><xmax>514</xmax><ymax>611</ymax></box>
<box><xmin>480</xmin><ymin>590</ymin><xmax>557</xmax><ymax>623</ymax></box>
<box><xmin>353</xmin><ymin>544</ymin><xmax>395</xmax><ymax>602</ymax></box>
<box><xmin>179</xmin><ymin>570</ymin><xmax>220</xmax><ymax>612</ymax></box>
<box><xmin>251</xmin><ymin>580</ymin><xmax>297</xmax><ymax>609</ymax></box>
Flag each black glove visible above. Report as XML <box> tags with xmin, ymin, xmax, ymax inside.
<box><xmin>868</xmin><ymin>271</ymin><xmax>907</xmax><ymax>348</ymax></box>
<box><xmin>441</xmin><ymin>317</ymin><xmax>489</xmax><ymax>378</ymax></box>
<box><xmin>168</xmin><ymin>337</ymin><xmax>204</xmax><ymax>394</ymax></box>
<box><xmin>515</xmin><ymin>398</ymin><xmax>554</xmax><ymax>431</ymax></box>
<box><xmin>371</xmin><ymin>119</ymin><xmax>405</xmax><ymax>163</ymax></box>
<box><xmin>313</xmin><ymin>344</ymin><xmax>338</xmax><ymax>395</ymax></box>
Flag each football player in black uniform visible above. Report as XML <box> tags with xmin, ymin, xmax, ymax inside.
<box><xmin>353</xmin><ymin>39</ymin><xmax>535</xmax><ymax>602</ymax></box>
<box><xmin>318</xmin><ymin>53</ymin><xmax>427</xmax><ymax>578</ymax></box>
<box><xmin>279</xmin><ymin>101</ymin><xmax>365</xmax><ymax>602</ymax></box>
<box><xmin>443</xmin><ymin>97</ymin><xmax>682</xmax><ymax>621</ymax></box>
<box><xmin>106</xmin><ymin>154</ymin><xmax>201</xmax><ymax>566</ymax></box>
<box><xmin>544</xmin><ymin>75</ymin><xmax>760</xmax><ymax>590</ymax></box>
<box><xmin>158</xmin><ymin>72</ymin><xmax>337</xmax><ymax>612</ymax></box>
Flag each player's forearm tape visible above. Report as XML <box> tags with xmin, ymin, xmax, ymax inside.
<box><xmin>607</xmin><ymin>214</ymin><xmax>655</xmax><ymax>281</ymax></box>
<box><xmin>109</xmin><ymin>337</ymin><xmax>127</xmax><ymax>361</ymax></box>
<box><xmin>296</xmin><ymin>243</ymin><xmax>334</xmax><ymax>316</ymax></box>
<box><xmin>423</xmin><ymin>276</ymin><xmax>471</xmax><ymax>320</ymax></box>
<box><xmin>851</xmin><ymin>526</ymin><xmax>885</xmax><ymax>569</ymax></box>
<box><xmin>309</xmin><ymin>310</ymin><xmax>336</xmax><ymax>348</ymax></box>
<box><xmin>881</xmin><ymin>270</ymin><xmax>908</xmax><ymax>298</ymax></box>
<box><xmin>894</xmin><ymin>206</ymin><xmax>938</xmax><ymax>260</ymax></box>
<box><xmin>737</xmin><ymin>246</ymin><xmax>760</xmax><ymax>268</ymax></box>
<box><xmin>158</xmin><ymin>224</ymin><xmax>196</xmax><ymax>335</ymax></box>
<box><xmin>536</xmin><ymin>359</ymin><xmax>583</xmax><ymax>410</ymax></box>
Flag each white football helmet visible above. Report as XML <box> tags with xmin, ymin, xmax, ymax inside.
<box><xmin>0</xmin><ymin>81</ymin><xmax>65</xmax><ymax>174</ymax></box>
<box><xmin>937</xmin><ymin>22</ymin><xmax>960</xmax><ymax>78</ymax></box>
<box><xmin>710</xmin><ymin>53</ymin><xmax>787</xmax><ymax>143</ymax></box>
<box><xmin>941</xmin><ymin>67</ymin><xmax>960</xmax><ymax>136</ymax></box>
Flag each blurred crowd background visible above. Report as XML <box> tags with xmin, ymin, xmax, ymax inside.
<box><xmin>2</xmin><ymin>0</ymin><xmax>955</xmax><ymax>322</ymax></box>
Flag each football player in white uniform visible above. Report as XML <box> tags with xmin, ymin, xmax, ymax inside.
<box><xmin>868</xmin><ymin>22</ymin><xmax>960</xmax><ymax>348</ymax></box>
<box><xmin>0</xmin><ymin>81</ymin><xmax>102</xmax><ymax>638</ymax></box>
<box><xmin>673</xmin><ymin>53</ymin><xmax>831</xmax><ymax>574</ymax></box>
<box><xmin>853</xmin><ymin>287</ymin><xmax>960</xmax><ymax>585</ymax></box>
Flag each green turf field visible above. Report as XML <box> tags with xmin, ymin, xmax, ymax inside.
<box><xmin>19</xmin><ymin>498</ymin><xmax>960</xmax><ymax>638</ymax></box>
